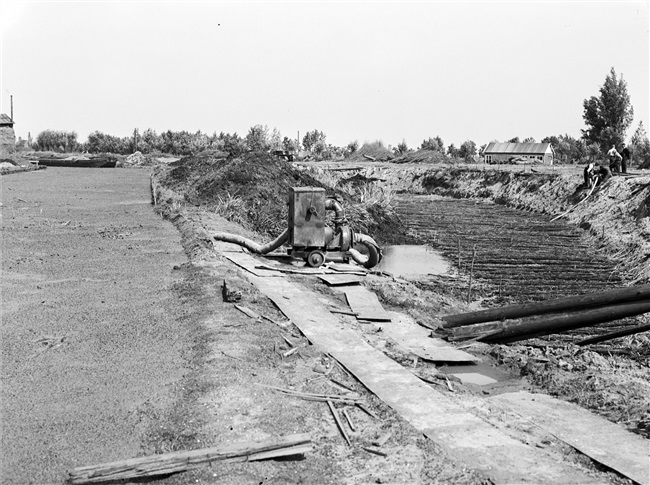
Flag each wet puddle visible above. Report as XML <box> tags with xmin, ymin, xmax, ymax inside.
<box><xmin>439</xmin><ymin>357</ymin><xmax>522</xmax><ymax>389</ymax></box>
<box><xmin>376</xmin><ymin>245</ymin><xmax>450</xmax><ymax>277</ymax></box>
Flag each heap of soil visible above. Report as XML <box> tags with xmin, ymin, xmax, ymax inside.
<box><xmin>156</xmin><ymin>150</ymin><xmax>403</xmax><ymax>241</ymax></box>
<box><xmin>347</xmin><ymin>142</ymin><xmax>395</xmax><ymax>163</ymax></box>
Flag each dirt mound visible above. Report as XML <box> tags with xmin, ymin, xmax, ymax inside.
<box><xmin>348</xmin><ymin>141</ymin><xmax>394</xmax><ymax>162</ymax></box>
<box><xmin>393</xmin><ymin>149</ymin><xmax>448</xmax><ymax>164</ymax></box>
<box><xmin>156</xmin><ymin>151</ymin><xmax>402</xmax><ymax>241</ymax></box>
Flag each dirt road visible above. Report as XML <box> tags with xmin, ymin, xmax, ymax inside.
<box><xmin>1</xmin><ymin>168</ymin><xmax>189</xmax><ymax>484</ymax></box>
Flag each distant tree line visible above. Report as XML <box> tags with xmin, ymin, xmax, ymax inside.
<box><xmin>28</xmin><ymin>67</ymin><xmax>650</xmax><ymax>166</ymax></box>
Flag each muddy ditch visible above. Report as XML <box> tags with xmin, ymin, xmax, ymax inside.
<box><xmin>307</xmin><ymin>162</ymin><xmax>650</xmax><ymax>437</ymax></box>
<box><xmin>153</xmin><ymin>155</ymin><xmax>650</xmax><ymax>448</ymax></box>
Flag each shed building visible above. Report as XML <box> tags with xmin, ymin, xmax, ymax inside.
<box><xmin>0</xmin><ymin>113</ymin><xmax>16</xmax><ymax>155</ymax></box>
<box><xmin>483</xmin><ymin>142</ymin><xmax>554</xmax><ymax>165</ymax></box>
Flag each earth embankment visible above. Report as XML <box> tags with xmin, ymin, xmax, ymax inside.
<box><xmin>305</xmin><ymin>162</ymin><xmax>650</xmax><ymax>284</ymax></box>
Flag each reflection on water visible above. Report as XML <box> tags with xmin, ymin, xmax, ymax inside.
<box><xmin>376</xmin><ymin>245</ymin><xmax>450</xmax><ymax>277</ymax></box>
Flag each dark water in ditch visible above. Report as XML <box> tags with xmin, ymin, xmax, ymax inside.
<box><xmin>393</xmin><ymin>194</ymin><xmax>623</xmax><ymax>305</ymax></box>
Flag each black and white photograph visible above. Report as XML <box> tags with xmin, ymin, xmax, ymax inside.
<box><xmin>1</xmin><ymin>1</ymin><xmax>649</xmax><ymax>484</ymax></box>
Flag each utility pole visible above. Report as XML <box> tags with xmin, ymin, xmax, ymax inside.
<box><xmin>10</xmin><ymin>95</ymin><xmax>13</xmax><ymax>121</ymax></box>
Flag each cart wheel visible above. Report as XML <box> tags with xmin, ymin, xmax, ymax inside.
<box><xmin>306</xmin><ymin>250</ymin><xmax>326</xmax><ymax>268</ymax></box>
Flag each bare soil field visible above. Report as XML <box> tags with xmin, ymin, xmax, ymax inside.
<box><xmin>2</xmin><ymin>154</ymin><xmax>648</xmax><ymax>484</ymax></box>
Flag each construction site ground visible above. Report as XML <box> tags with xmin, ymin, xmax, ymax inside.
<box><xmin>1</xmin><ymin>158</ymin><xmax>649</xmax><ymax>484</ymax></box>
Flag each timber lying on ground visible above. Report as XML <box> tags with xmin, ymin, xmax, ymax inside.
<box><xmin>67</xmin><ymin>433</ymin><xmax>312</xmax><ymax>484</ymax></box>
<box><xmin>442</xmin><ymin>300</ymin><xmax>650</xmax><ymax>344</ymax></box>
<box><xmin>442</xmin><ymin>284</ymin><xmax>650</xmax><ymax>328</ymax></box>
<box><xmin>440</xmin><ymin>285</ymin><xmax>650</xmax><ymax>344</ymax></box>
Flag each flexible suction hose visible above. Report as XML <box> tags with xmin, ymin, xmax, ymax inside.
<box><xmin>212</xmin><ymin>229</ymin><xmax>289</xmax><ymax>254</ymax></box>
<box><xmin>349</xmin><ymin>233</ymin><xmax>382</xmax><ymax>267</ymax></box>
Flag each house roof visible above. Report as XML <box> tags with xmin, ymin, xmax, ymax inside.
<box><xmin>484</xmin><ymin>142</ymin><xmax>551</xmax><ymax>155</ymax></box>
<box><xmin>0</xmin><ymin>113</ymin><xmax>14</xmax><ymax>126</ymax></box>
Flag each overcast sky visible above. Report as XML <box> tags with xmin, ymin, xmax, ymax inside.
<box><xmin>1</xmin><ymin>1</ymin><xmax>648</xmax><ymax>149</ymax></box>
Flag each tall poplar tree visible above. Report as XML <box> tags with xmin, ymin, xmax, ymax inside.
<box><xmin>582</xmin><ymin>67</ymin><xmax>634</xmax><ymax>152</ymax></box>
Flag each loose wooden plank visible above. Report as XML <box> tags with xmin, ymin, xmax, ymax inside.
<box><xmin>68</xmin><ymin>433</ymin><xmax>312</xmax><ymax>484</ymax></box>
<box><xmin>344</xmin><ymin>286</ymin><xmax>392</xmax><ymax>322</ymax></box>
<box><xmin>223</xmin><ymin>252</ymin><xmax>282</xmax><ymax>277</ymax></box>
<box><xmin>234</xmin><ymin>304</ymin><xmax>261</xmax><ymax>320</ymax></box>
<box><xmin>490</xmin><ymin>391</ymin><xmax>650</xmax><ymax>485</ymax></box>
<box><xmin>318</xmin><ymin>274</ymin><xmax>363</xmax><ymax>286</ymax></box>
<box><xmin>247</xmin><ymin>275</ymin><xmax>601</xmax><ymax>484</ymax></box>
<box><xmin>382</xmin><ymin>313</ymin><xmax>480</xmax><ymax>363</ymax></box>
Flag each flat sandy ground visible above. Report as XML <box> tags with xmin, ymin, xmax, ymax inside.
<box><xmin>1</xmin><ymin>167</ymin><xmax>189</xmax><ymax>484</ymax></box>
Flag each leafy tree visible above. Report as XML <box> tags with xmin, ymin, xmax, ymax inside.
<box><xmin>395</xmin><ymin>139</ymin><xmax>409</xmax><ymax>155</ymax></box>
<box><xmin>86</xmin><ymin>131</ymin><xmax>129</xmax><ymax>153</ymax></box>
<box><xmin>630</xmin><ymin>121</ymin><xmax>650</xmax><ymax>168</ymax></box>
<box><xmin>459</xmin><ymin>140</ymin><xmax>477</xmax><ymax>161</ymax></box>
<box><xmin>346</xmin><ymin>140</ymin><xmax>359</xmax><ymax>155</ymax></box>
<box><xmin>421</xmin><ymin>136</ymin><xmax>445</xmax><ymax>153</ymax></box>
<box><xmin>522</xmin><ymin>137</ymin><xmax>536</xmax><ymax>143</ymax></box>
<box><xmin>542</xmin><ymin>134</ymin><xmax>588</xmax><ymax>164</ymax></box>
<box><xmin>282</xmin><ymin>136</ymin><xmax>299</xmax><ymax>153</ymax></box>
<box><xmin>447</xmin><ymin>143</ymin><xmax>459</xmax><ymax>158</ymax></box>
<box><xmin>507</xmin><ymin>136</ymin><xmax>520</xmax><ymax>143</ymax></box>
<box><xmin>189</xmin><ymin>130</ymin><xmax>209</xmax><ymax>154</ymax></box>
<box><xmin>140</xmin><ymin>128</ymin><xmax>163</xmax><ymax>153</ymax></box>
<box><xmin>302</xmin><ymin>130</ymin><xmax>327</xmax><ymax>154</ymax></box>
<box><xmin>218</xmin><ymin>132</ymin><xmax>246</xmax><ymax>157</ymax></box>
<box><xmin>269</xmin><ymin>128</ymin><xmax>283</xmax><ymax>150</ymax></box>
<box><xmin>34</xmin><ymin>130</ymin><xmax>78</xmax><ymax>152</ymax></box>
<box><xmin>582</xmin><ymin>67</ymin><xmax>634</xmax><ymax>152</ymax></box>
<box><xmin>245</xmin><ymin>124</ymin><xmax>270</xmax><ymax>152</ymax></box>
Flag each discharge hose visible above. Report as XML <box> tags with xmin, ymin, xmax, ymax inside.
<box><xmin>349</xmin><ymin>233</ymin><xmax>382</xmax><ymax>268</ymax></box>
<box><xmin>211</xmin><ymin>229</ymin><xmax>289</xmax><ymax>254</ymax></box>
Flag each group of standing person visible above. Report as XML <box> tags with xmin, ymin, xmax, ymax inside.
<box><xmin>583</xmin><ymin>142</ymin><xmax>632</xmax><ymax>189</ymax></box>
<box><xmin>607</xmin><ymin>143</ymin><xmax>631</xmax><ymax>174</ymax></box>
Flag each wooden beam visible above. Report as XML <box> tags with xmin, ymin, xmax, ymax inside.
<box><xmin>441</xmin><ymin>285</ymin><xmax>650</xmax><ymax>328</ymax></box>
<box><xmin>479</xmin><ymin>300</ymin><xmax>650</xmax><ymax>344</ymax></box>
<box><xmin>576</xmin><ymin>322</ymin><xmax>650</xmax><ymax>346</ymax></box>
<box><xmin>68</xmin><ymin>433</ymin><xmax>311</xmax><ymax>484</ymax></box>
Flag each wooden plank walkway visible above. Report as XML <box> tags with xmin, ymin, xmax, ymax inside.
<box><xmin>490</xmin><ymin>391</ymin><xmax>650</xmax><ymax>485</ymax></box>
<box><xmin>246</xmin><ymin>274</ymin><xmax>602</xmax><ymax>484</ymax></box>
<box><xmin>383</xmin><ymin>313</ymin><xmax>480</xmax><ymax>363</ymax></box>
<box><xmin>344</xmin><ymin>286</ymin><xmax>392</xmax><ymax>321</ymax></box>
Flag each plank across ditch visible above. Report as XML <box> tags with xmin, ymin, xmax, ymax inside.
<box><xmin>242</xmin><ymin>270</ymin><xmax>602</xmax><ymax>484</ymax></box>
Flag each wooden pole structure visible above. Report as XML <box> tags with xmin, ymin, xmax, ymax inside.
<box><xmin>575</xmin><ymin>323</ymin><xmax>650</xmax><ymax>346</ymax></box>
<box><xmin>68</xmin><ymin>433</ymin><xmax>312</xmax><ymax>484</ymax></box>
<box><xmin>478</xmin><ymin>300</ymin><xmax>650</xmax><ymax>344</ymax></box>
<box><xmin>442</xmin><ymin>284</ymin><xmax>650</xmax><ymax>328</ymax></box>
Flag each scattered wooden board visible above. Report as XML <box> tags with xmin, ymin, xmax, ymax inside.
<box><xmin>318</xmin><ymin>274</ymin><xmax>363</xmax><ymax>286</ymax></box>
<box><xmin>68</xmin><ymin>433</ymin><xmax>312</xmax><ymax>484</ymax></box>
<box><xmin>223</xmin><ymin>252</ymin><xmax>282</xmax><ymax>277</ymax></box>
<box><xmin>234</xmin><ymin>304</ymin><xmax>261</xmax><ymax>320</ymax></box>
<box><xmin>490</xmin><ymin>391</ymin><xmax>650</xmax><ymax>485</ymax></box>
<box><xmin>247</xmin><ymin>275</ymin><xmax>600</xmax><ymax>485</ymax></box>
<box><xmin>382</xmin><ymin>313</ymin><xmax>480</xmax><ymax>363</ymax></box>
<box><xmin>344</xmin><ymin>286</ymin><xmax>392</xmax><ymax>322</ymax></box>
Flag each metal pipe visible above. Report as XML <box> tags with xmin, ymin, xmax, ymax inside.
<box><xmin>325</xmin><ymin>198</ymin><xmax>346</xmax><ymax>225</ymax></box>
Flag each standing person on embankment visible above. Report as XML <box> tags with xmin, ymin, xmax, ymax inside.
<box><xmin>607</xmin><ymin>145</ymin><xmax>622</xmax><ymax>174</ymax></box>
<box><xmin>620</xmin><ymin>143</ymin><xmax>631</xmax><ymax>174</ymax></box>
